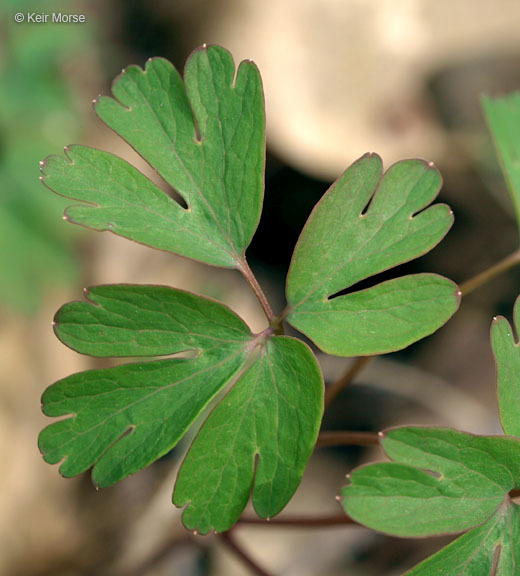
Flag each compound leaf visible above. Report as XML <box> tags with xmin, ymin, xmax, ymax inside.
<box><xmin>492</xmin><ymin>295</ymin><xmax>520</xmax><ymax>437</ymax></box>
<box><xmin>173</xmin><ymin>336</ymin><xmax>323</xmax><ymax>534</ymax></box>
<box><xmin>40</xmin><ymin>45</ymin><xmax>265</xmax><ymax>268</ymax></box>
<box><xmin>482</xmin><ymin>93</ymin><xmax>520</xmax><ymax>234</ymax></box>
<box><xmin>286</xmin><ymin>153</ymin><xmax>459</xmax><ymax>356</ymax></box>
<box><xmin>40</xmin><ymin>286</ymin><xmax>324</xmax><ymax>531</ymax></box>
<box><xmin>341</xmin><ymin>427</ymin><xmax>520</xmax><ymax>537</ymax></box>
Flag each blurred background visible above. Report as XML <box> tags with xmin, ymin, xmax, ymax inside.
<box><xmin>2</xmin><ymin>0</ymin><xmax>520</xmax><ymax>574</ymax></box>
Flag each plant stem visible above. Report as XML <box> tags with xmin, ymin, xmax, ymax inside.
<box><xmin>218</xmin><ymin>531</ymin><xmax>273</xmax><ymax>576</ymax></box>
<box><xmin>316</xmin><ymin>430</ymin><xmax>380</xmax><ymax>448</ymax></box>
<box><xmin>239</xmin><ymin>259</ymin><xmax>275</xmax><ymax>323</ymax></box>
<box><xmin>324</xmin><ymin>356</ymin><xmax>373</xmax><ymax>410</ymax></box>
<box><xmin>237</xmin><ymin>514</ymin><xmax>357</xmax><ymax>528</ymax></box>
<box><xmin>460</xmin><ymin>248</ymin><xmax>520</xmax><ymax>296</ymax></box>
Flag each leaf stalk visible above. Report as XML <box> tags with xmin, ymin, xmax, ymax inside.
<box><xmin>460</xmin><ymin>248</ymin><xmax>520</xmax><ymax>296</ymax></box>
<box><xmin>239</xmin><ymin>259</ymin><xmax>275</xmax><ymax>323</ymax></box>
<box><xmin>324</xmin><ymin>356</ymin><xmax>373</xmax><ymax>410</ymax></box>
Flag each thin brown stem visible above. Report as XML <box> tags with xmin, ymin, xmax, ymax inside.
<box><xmin>324</xmin><ymin>356</ymin><xmax>373</xmax><ymax>410</ymax></box>
<box><xmin>218</xmin><ymin>531</ymin><xmax>273</xmax><ymax>576</ymax></box>
<box><xmin>239</xmin><ymin>259</ymin><xmax>275</xmax><ymax>323</ymax></box>
<box><xmin>237</xmin><ymin>514</ymin><xmax>357</xmax><ymax>528</ymax></box>
<box><xmin>316</xmin><ymin>430</ymin><xmax>380</xmax><ymax>448</ymax></box>
<box><xmin>460</xmin><ymin>249</ymin><xmax>520</xmax><ymax>297</ymax></box>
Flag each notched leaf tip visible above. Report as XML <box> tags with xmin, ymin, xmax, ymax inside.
<box><xmin>360</xmin><ymin>151</ymin><xmax>382</xmax><ymax>164</ymax></box>
<box><xmin>61</xmin><ymin>146</ymin><xmax>76</xmax><ymax>166</ymax></box>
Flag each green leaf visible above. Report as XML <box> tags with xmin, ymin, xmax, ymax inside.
<box><xmin>39</xmin><ymin>286</ymin><xmax>324</xmax><ymax>531</ymax></box>
<box><xmin>53</xmin><ymin>284</ymin><xmax>252</xmax><ymax>357</ymax></box>
<box><xmin>173</xmin><ymin>336</ymin><xmax>323</xmax><ymax>534</ymax></box>
<box><xmin>482</xmin><ymin>93</ymin><xmax>520</xmax><ymax>234</ymax></box>
<box><xmin>341</xmin><ymin>427</ymin><xmax>520</xmax><ymax>537</ymax></box>
<box><xmin>39</xmin><ymin>353</ymin><xmax>246</xmax><ymax>487</ymax></box>
<box><xmin>41</xmin><ymin>45</ymin><xmax>265</xmax><ymax>268</ymax></box>
<box><xmin>39</xmin><ymin>285</ymin><xmax>251</xmax><ymax>486</ymax></box>
<box><xmin>286</xmin><ymin>153</ymin><xmax>460</xmax><ymax>356</ymax></box>
<box><xmin>405</xmin><ymin>501</ymin><xmax>520</xmax><ymax>575</ymax></box>
<box><xmin>492</xmin><ymin>295</ymin><xmax>520</xmax><ymax>437</ymax></box>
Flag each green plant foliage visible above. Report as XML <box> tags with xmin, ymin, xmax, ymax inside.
<box><xmin>0</xmin><ymin>0</ymin><xmax>92</xmax><ymax>312</ymax></box>
<box><xmin>38</xmin><ymin>285</ymin><xmax>323</xmax><ymax>532</ymax></box>
<box><xmin>41</xmin><ymin>46</ymin><xmax>265</xmax><ymax>268</ymax></box>
<box><xmin>40</xmin><ymin>45</ymin><xmax>461</xmax><ymax>535</ymax></box>
<box><xmin>342</xmin><ymin>427</ymin><xmax>520</xmax><ymax>537</ymax></box>
<box><xmin>39</xmin><ymin>285</ymin><xmax>251</xmax><ymax>483</ymax></box>
<box><xmin>342</xmin><ymin>427</ymin><xmax>520</xmax><ymax>574</ymax></box>
<box><xmin>341</xmin><ymin>338</ymin><xmax>520</xmax><ymax>575</ymax></box>
<box><xmin>52</xmin><ymin>284</ymin><xmax>252</xmax><ymax>357</ymax></box>
<box><xmin>337</xmin><ymin>92</ymin><xmax>520</xmax><ymax>575</ymax></box>
<box><xmin>285</xmin><ymin>154</ymin><xmax>460</xmax><ymax>356</ymax></box>
<box><xmin>492</xmin><ymin>295</ymin><xmax>520</xmax><ymax>437</ymax></box>
<box><xmin>173</xmin><ymin>336</ymin><xmax>322</xmax><ymax>533</ymax></box>
<box><xmin>482</xmin><ymin>93</ymin><xmax>520</xmax><ymax>233</ymax></box>
<box><xmin>405</xmin><ymin>501</ymin><xmax>520</xmax><ymax>575</ymax></box>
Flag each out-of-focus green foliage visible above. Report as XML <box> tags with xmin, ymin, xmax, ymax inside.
<box><xmin>0</xmin><ymin>0</ymin><xmax>98</xmax><ymax>312</ymax></box>
<box><xmin>482</xmin><ymin>92</ymin><xmax>520</xmax><ymax>238</ymax></box>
